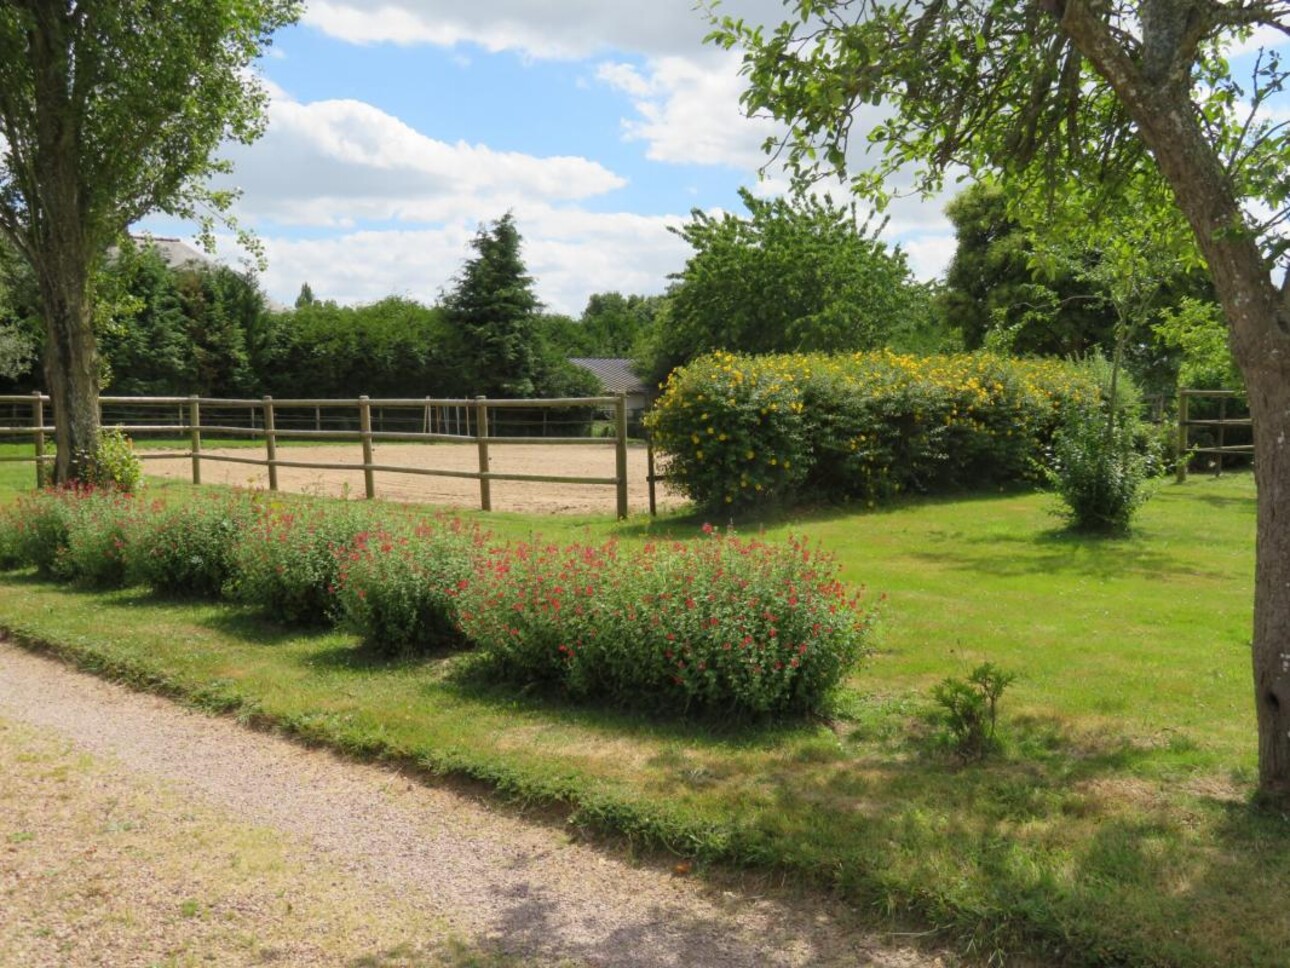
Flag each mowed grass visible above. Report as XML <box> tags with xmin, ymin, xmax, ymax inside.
<box><xmin>0</xmin><ymin>463</ymin><xmax>1282</xmax><ymax>966</ymax></box>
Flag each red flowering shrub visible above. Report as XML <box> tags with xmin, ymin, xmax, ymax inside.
<box><xmin>333</xmin><ymin>516</ymin><xmax>487</xmax><ymax>656</ymax></box>
<box><xmin>58</xmin><ymin>488</ymin><xmax>149</xmax><ymax>588</ymax></box>
<box><xmin>126</xmin><ymin>492</ymin><xmax>255</xmax><ymax>598</ymax></box>
<box><xmin>0</xmin><ymin>486</ymin><xmax>146</xmax><ymax>587</ymax></box>
<box><xmin>229</xmin><ymin>499</ymin><xmax>379</xmax><ymax>625</ymax></box>
<box><xmin>3</xmin><ymin>488</ymin><xmax>77</xmax><ymax>576</ymax></box>
<box><xmin>458</xmin><ymin>526</ymin><xmax>873</xmax><ymax>715</ymax></box>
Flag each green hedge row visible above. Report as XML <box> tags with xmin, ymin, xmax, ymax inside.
<box><xmin>647</xmin><ymin>350</ymin><xmax>1104</xmax><ymax>510</ymax></box>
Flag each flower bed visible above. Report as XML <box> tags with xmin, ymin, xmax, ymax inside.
<box><xmin>0</xmin><ymin>488</ymin><xmax>873</xmax><ymax>717</ymax></box>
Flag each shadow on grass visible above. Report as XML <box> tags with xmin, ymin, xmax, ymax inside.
<box><xmin>196</xmin><ymin>607</ymin><xmax>342</xmax><ymax>648</ymax></box>
<box><xmin>612</xmin><ymin>486</ymin><xmax>1041</xmax><ymax>541</ymax></box>
<box><xmin>437</xmin><ymin>656</ymin><xmax>826</xmax><ymax>751</ymax></box>
<box><xmin>1190</xmin><ymin>491</ymin><xmax>1258</xmax><ymax>512</ymax></box>
<box><xmin>901</xmin><ymin>525</ymin><xmax>1218</xmax><ymax>581</ymax></box>
<box><xmin>756</xmin><ymin>712</ymin><xmax>1290</xmax><ymax>962</ymax></box>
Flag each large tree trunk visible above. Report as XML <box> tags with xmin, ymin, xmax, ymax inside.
<box><xmin>1056</xmin><ymin>1</ymin><xmax>1290</xmax><ymax>800</ymax></box>
<box><xmin>1248</xmin><ymin>363</ymin><xmax>1290</xmax><ymax>798</ymax></box>
<box><xmin>38</xmin><ymin>269</ymin><xmax>99</xmax><ymax>485</ymax></box>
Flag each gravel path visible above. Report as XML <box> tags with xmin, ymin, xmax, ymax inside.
<box><xmin>0</xmin><ymin>642</ymin><xmax>946</xmax><ymax>968</ymax></box>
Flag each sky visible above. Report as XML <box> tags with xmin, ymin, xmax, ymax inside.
<box><xmin>135</xmin><ymin>0</ymin><xmax>961</xmax><ymax>316</ymax></box>
<box><xmin>135</xmin><ymin>3</ymin><xmax>1289</xmax><ymax>318</ymax></box>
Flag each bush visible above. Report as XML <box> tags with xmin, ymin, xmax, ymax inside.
<box><xmin>57</xmin><ymin>488</ymin><xmax>148</xmax><ymax>588</ymax></box>
<box><xmin>229</xmin><ymin>499</ymin><xmax>378</xmax><ymax>625</ymax></box>
<box><xmin>44</xmin><ymin>427</ymin><xmax>145</xmax><ymax>492</ymax></box>
<box><xmin>334</xmin><ymin>517</ymin><xmax>486</xmax><ymax>656</ymax></box>
<box><xmin>127</xmin><ymin>492</ymin><xmax>254</xmax><ymax>597</ymax></box>
<box><xmin>457</xmin><ymin>526</ymin><xmax>874</xmax><ymax>716</ymax></box>
<box><xmin>648</xmin><ymin>350</ymin><xmax>1103</xmax><ymax>511</ymax></box>
<box><xmin>82</xmin><ymin>426</ymin><xmax>144</xmax><ymax>492</ymax></box>
<box><xmin>1048</xmin><ymin>408</ymin><xmax>1155</xmax><ymax>534</ymax></box>
<box><xmin>4</xmin><ymin>489</ymin><xmax>77</xmax><ymax>576</ymax></box>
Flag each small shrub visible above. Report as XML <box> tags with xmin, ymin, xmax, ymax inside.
<box><xmin>334</xmin><ymin>517</ymin><xmax>485</xmax><ymax>656</ymax></box>
<box><xmin>127</xmin><ymin>492</ymin><xmax>254</xmax><ymax>597</ymax></box>
<box><xmin>229</xmin><ymin>499</ymin><xmax>377</xmax><ymax>625</ymax></box>
<box><xmin>81</xmin><ymin>426</ymin><xmax>143</xmax><ymax>493</ymax></box>
<box><xmin>458</xmin><ymin>526</ymin><xmax>874</xmax><ymax>716</ymax></box>
<box><xmin>931</xmin><ymin>662</ymin><xmax>1016</xmax><ymax>760</ymax></box>
<box><xmin>0</xmin><ymin>503</ymin><xmax>23</xmax><ymax>570</ymax></box>
<box><xmin>1048</xmin><ymin>408</ymin><xmax>1155</xmax><ymax>534</ymax></box>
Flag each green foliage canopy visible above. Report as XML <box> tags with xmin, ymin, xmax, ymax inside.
<box><xmin>641</xmin><ymin>188</ymin><xmax>933</xmax><ymax>385</ymax></box>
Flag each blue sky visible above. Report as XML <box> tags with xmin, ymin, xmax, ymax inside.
<box><xmin>135</xmin><ymin>0</ymin><xmax>959</xmax><ymax>315</ymax></box>
<box><xmin>136</xmin><ymin>2</ymin><xmax>1288</xmax><ymax>316</ymax></box>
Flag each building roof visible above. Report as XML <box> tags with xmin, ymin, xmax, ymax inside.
<box><xmin>568</xmin><ymin>358</ymin><xmax>649</xmax><ymax>396</ymax></box>
<box><xmin>129</xmin><ymin>235</ymin><xmax>214</xmax><ymax>270</ymax></box>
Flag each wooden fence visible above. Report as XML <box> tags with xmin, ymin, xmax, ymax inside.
<box><xmin>1175</xmin><ymin>388</ymin><xmax>1252</xmax><ymax>482</ymax></box>
<box><xmin>0</xmin><ymin>392</ymin><xmax>632</xmax><ymax>518</ymax></box>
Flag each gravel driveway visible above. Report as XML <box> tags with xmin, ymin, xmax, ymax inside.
<box><xmin>0</xmin><ymin>641</ymin><xmax>947</xmax><ymax>968</ymax></box>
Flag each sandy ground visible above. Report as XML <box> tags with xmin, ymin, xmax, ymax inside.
<box><xmin>0</xmin><ymin>642</ymin><xmax>948</xmax><ymax>968</ymax></box>
<box><xmin>143</xmin><ymin>442</ymin><xmax>688</xmax><ymax>517</ymax></box>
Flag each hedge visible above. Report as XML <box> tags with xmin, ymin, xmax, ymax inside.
<box><xmin>646</xmin><ymin>350</ymin><xmax>1104</xmax><ymax>510</ymax></box>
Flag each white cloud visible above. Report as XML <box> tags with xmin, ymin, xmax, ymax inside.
<box><xmin>597</xmin><ymin>53</ymin><xmax>776</xmax><ymax>168</ymax></box>
<box><xmin>218</xmin><ymin>88</ymin><xmax>625</xmax><ymax>228</ymax></box>
<box><xmin>1225</xmin><ymin>24</ymin><xmax>1289</xmax><ymax>58</ymax></box>
<box><xmin>227</xmin><ymin>205</ymin><xmax>690</xmax><ymax>315</ymax></box>
<box><xmin>901</xmin><ymin>235</ymin><xmax>957</xmax><ymax>281</ymax></box>
<box><xmin>303</xmin><ymin>0</ymin><xmax>789</xmax><ymax>60</ymax></box>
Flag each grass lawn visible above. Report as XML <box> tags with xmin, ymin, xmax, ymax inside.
<box><xmin>0</xmin><ymin>466</ymin><xmax>1281</xmax><ymax>967</ymax></box>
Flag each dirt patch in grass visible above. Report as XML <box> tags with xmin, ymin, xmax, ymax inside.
<box><xmin>144</xmin><ymin>442</ymin><xmax>689</xmax><ymax>516</ymax></box>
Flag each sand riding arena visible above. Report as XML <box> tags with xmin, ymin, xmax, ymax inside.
<box><xmin>146</xmin><ymin>441</ymin><xmax>687</xmax><ymax>516</ymax></box>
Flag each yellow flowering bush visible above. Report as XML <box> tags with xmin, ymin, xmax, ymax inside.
<box><xmin>648</xmin><ymin>350</ymin><xmax>1102</xmax><ymax>509</ymax></box>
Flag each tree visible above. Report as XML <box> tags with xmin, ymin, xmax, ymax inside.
<box><xmin>640</xmin><ymin>187</ymin><xmax>934</xmax><ymax>386</ymax></box>
<box><xmin>0</xmin><ymin>1</ymin><xmax>299</xmax><ymax>482</ymax></box>
<box><xmin>711</xmin><ymin>1</ymin><xmax>1290</xmax><ymax>798</ymax></box>
<box><xmin>295</xmin><ymin>282</ymin><xmax>316</xmax><ymax>309</ymax></box>
<box><xmin>258</xmin><ymin>297</ymin><xmax>456</xmax><ymax>399</ymax></box>
<box><xmin>441</xmin><ymin>213</ymin><xmax>542</xmax><ymax>398</ymax></box>
<box><xmin>940</xmin><ymin>181</ymin><xmax>1116</xmax><ymax>355</ymax></box>
<box><xmin>0</xmin><ymin>240</ymin><xmax>36</xmax><ymax>382</ymax></box>
<box><xmin>580</xmin><ymin>292</ymin><xmax>665</xmax><ymax>357</ymax></box>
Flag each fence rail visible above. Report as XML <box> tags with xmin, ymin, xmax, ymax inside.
<box><xmin>1176</xmin><ymin>388</ymin><xmax>1252</xmax><ymax>483</ymax></box>
<box><xmin>0</xmin><ymin>392</ymin><xmax>631</xmax><ymax>518</ymax></box>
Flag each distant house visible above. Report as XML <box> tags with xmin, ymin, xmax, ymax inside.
<box><xmin>119</xmin><ymin>236</ymin><xmax>288</xmax><ymax>311</ymax></box>
<box><xmin>129</xmin><ymin>236</ymin><xmax>214</xmax><ymax>270</ymax></box>
<box><xmin>569</xmin><ymin>357</ymin><xmax>651</xmax><ymax>421</ymax></box>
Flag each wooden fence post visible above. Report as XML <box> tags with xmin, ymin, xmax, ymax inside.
<box><xmin>32</xmin><ymin>391</ymin><xmax>45</xmax><ymax>488</ymax></box>
<box><xmin>1216</xmin><ymin>395</ymin><xmax>1227</xmax><ymax>477</ymax></box>
<box><xmin>475</xmin><ymin>395</ymin><xmax>491</xmax><ymax>512</ymax></box>
<box><xmin>263</xmin><ymin>396</ymin><xmax>279</xmax><ymax>492</ymax></box>
<box><xmin>359</xmin><ymin>395</ymin><xmax>376</xmax><ymax>499</ymax></box>
<box><xmin>647</xmin><ymin>435</ymin><xmax>657</xmax><ymax>518</ymax></box>
<box><xmin>614</xmin><ymin>393</ymin><xmax>629</xmax><ymax>520</ymax></box>
<box><xmin>1175</xmin><ymin>389</ymin><xmax>1189</xmax><ymax>484</ymax></box>
<box><xmin>189</xmin><ymin>395</ymin><xmax>202</xmax><ymax>486</ymax></box>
